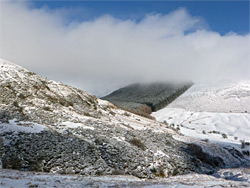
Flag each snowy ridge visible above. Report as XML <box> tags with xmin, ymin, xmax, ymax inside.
<box><xmin>0</xmin><ymin>58</ymin><xmax>26</xmax><ymax>68</ymax></box>
<box><xmin>0</xmin><ymin>58</ymin><xmax>30</xmax><ymax>80</ymax></box>
<box><xmin>166</xmin><ymin>82</ymin><xmax>250</xmax><ymax>113</ymax></box>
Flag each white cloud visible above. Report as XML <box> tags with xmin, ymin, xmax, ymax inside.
<box><xmin>0</xmin><ymin>1</ymin><xmax>249</xmax><ymax>95</ymax></box>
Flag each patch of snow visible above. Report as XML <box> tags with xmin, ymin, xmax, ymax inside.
<box><xmin>155</xmin><ymin>150</ymin><xmax>168</xmax><ymax>158</ymax></box>
<box><xmin>0</xmin><ymin>119</ymin><xmax>47</xmax><ymax>134</ymax></box>
<box><xmin>98</xmin><ymin>99</ymin><xmax>111</xmax><ymax>106</ymax></box>
<box><xmin>61</xmin><ymin>122</ymin><xmax>95</xmax><ymax>130</ymax></box>
<box><xmin>112</xmin><ymin>136</ymin><xmax>125</xmax><ymax>142</ymax></box>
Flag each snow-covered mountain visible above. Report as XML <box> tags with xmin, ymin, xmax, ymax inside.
<box><xmin>153</xmin><ymin>82</ymin><xmax>250</xmax><ymax>157</ymax></box>
<box><xmin>166</xmin><ymin>82</ymin><xmax>250</xmax><ymax>113</ymax></box>
<box><xmin>0</xmin><ymin>58</ymin><xmax>249</xmax><ymax>186</ymax></box>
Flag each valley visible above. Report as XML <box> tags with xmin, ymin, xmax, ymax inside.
<box><xmin>0</xmin><ymin>58</ymin><xmax>249</xmax><ymax>187</ymax></box>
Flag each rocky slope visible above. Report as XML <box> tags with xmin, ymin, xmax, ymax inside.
<box><xmin>0</xmin><ymin>59</ymin><xmax>101</xmax><ymax>125</ymax></box>
<box><xmin>0</xmin><ymin>59</ymin><xmax>249</xmax><ymax>179</ymax></box>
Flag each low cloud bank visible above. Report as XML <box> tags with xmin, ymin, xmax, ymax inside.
<box><xmin>0</xmin><ymin>2</ymin><xmax>249</xmax><ymax>95</ymax></box>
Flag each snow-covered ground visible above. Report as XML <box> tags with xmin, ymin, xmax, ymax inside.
<box><xmin>153</xmin><ymin>81</ymin><xmax>250</xmax><ymax>150</ymax></box>
<box><xmin>0</xmin><ymin>119</ymin><xmax>47</xmax><ymax>134</ymax></box>
<box><xmin>1</xmin><ymin>168</ymin><xmax>250</xmax><ymax>188</ymax></box>
<box><xmin>166</xmin><ymin>81</ymin><xmax>250</xmax><ymax>113</ymax></box>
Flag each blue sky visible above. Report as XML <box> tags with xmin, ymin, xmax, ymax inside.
<box><xmin>1</xmin><ymin>1</ymin><xmax>249</xmax><ymax>95</ymax></box>
<box><xmin>31</xmin><ymin>1</ymin><xmax>249</xmax><ymax>35</ymax></box>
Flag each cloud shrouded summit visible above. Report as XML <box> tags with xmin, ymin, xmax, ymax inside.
<box><xmin>0</xmin><ymin>1</ymin><xmax>249</xmax><ymax>95</ymax></box>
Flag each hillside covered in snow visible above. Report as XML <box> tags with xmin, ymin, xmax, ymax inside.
<box><xmin>153</xmin><ymin>82</ymin><xmax>250</xmax><ymax>160</ymax></box>
<box><xmin>166</xmin><ymin>82</ymin><xmax>250</xmax><ymax>113</ymax></box>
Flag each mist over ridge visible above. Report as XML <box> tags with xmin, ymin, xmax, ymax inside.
<box><xmin>1</xmin><ymin>1</ymin><xmax>249</xmax><ymax>95</ymax></box>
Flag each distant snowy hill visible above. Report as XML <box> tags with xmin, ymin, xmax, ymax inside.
<box><xmin>153</xmin><ymin>82</ymin><xmax>250</xmax><ymax>150</ymax></box>
<box><xmin>167</xmin><ymin>82</ymin><xmax>250</xmax><ymax>113</ymax></box>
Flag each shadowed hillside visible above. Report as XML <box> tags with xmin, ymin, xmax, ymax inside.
<box><xmin>102</xmin><ymin>82</ymin><xmax>193</xmax><ymax>117</ymax></box>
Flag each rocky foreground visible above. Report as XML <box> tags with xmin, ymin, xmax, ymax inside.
<box><xmin>0</xmin><ymin>58</ymin><xmax>249</xmax><ymax>179</ymax></box>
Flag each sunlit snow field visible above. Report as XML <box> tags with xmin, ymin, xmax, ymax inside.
<box><xmin>153</xmin><ymin>81</ymin><xmax>250</xmax><ymax>147</ymax></box>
